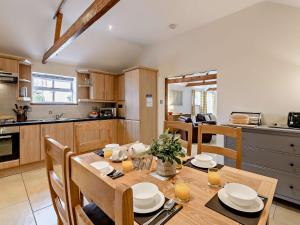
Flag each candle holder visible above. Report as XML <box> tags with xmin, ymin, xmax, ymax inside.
<box><xmin>208</xmin><ymin>167</ymin><xmax>221</xmax><ymax>187</ymax></box>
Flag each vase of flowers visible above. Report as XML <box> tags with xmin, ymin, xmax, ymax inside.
<box><xmin>148</xmin><ymin>130</ymin><xmax>185</xmax><ymax>177</ymax></box>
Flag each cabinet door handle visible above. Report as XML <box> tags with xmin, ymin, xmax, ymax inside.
<box><xmin>290</xmin><ymin>144</ymin><xmax>295</xmax><ymax>147</ymax></box>
<box><xmin>290</xmin><ymin>163</ymin><xmax>294</xmax><ymax>167</ymax></box>
<box><xmin>289</xmin><ymin>185</ymin><xmax>294</xmax><ymax>189</ymax></box>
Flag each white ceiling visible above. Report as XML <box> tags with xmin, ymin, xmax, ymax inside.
<box><xmin>0</xmin><ymin>0</ymin><xmax>298</xmax><ymax>72</ymax></box>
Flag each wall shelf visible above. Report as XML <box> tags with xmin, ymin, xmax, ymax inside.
<box><xmin>78</xmin><ymin>84</ymin><xmax>92</xmax><ymax>88</ymax></box>
<box><xmin>19</xmin><ymin>79</ymin><xmax>31</xmax><ymax>83</ymax></box>
<box><xmin>17</xmin><ymin>97</ymin><xmax>31</xmax><ymax>102</ymax></box>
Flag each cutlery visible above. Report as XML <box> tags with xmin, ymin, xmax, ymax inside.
<box><xmin>155</xmin><ymin>204</ymin><xmax>182</xmax><ymax>225</ymax></box>
<box><xmin>107</xmin><ymin>169</ymin><xmax>116</xmax><ymax>177</ymax></box>
<box><xmin>143</xmin><ymin>199</ymin><xmax>175</xmax><ymax>225</ymax></box>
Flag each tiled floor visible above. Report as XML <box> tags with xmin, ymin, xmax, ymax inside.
<box><xmin>0</xmin><ymin>166</ymin><xmax>299</xmax><ymax>225</ymax></box>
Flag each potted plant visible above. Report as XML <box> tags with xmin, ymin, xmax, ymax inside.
<box><xmin>148</xmin><ymin>130</ymin><xmax>185</xmax><ymax>176</ymax></box>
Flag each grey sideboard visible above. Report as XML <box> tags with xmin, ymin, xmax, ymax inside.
<box><xmin>224</xmin><ymin>126</ymin><xmax>300</xmax><ymax>205</ymax></box>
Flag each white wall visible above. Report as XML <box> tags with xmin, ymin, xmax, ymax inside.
<box><xmin>0</xmin><ymin>60</ymin><xmax>106</xmax><ymax>119</ymax></box>
<box><xmin>168</xmin><ymin>84</ymin><xmax>192</xmax><ymax>114</ymax></box>
<box><xmin>138</xmin><ymin>2</ymin><xmax>300</xmax><ymax>134</ymax></box>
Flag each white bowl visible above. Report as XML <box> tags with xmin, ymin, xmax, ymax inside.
<box><xmin>105</xmin><ymin>144</ymin><xmax>120</xmax><ymax>149</ymax></box>
<box><xmin>195</xmin><ymin>154</ymin><xmax>213</xmax><ymax>162</ymax></box>
<box><xmin>225</xmin><ymin>183</ymin><xmax>258</xmax><ymax>207</ymax></box>
<box><xmin>132</xmin><ymin>182</ymin><xmax>159</xmax><ymax>208</ymax></box>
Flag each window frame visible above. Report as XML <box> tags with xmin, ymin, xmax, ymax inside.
<box><xmin>31</xmin><ymin>72</ymin><xmax>77</xmax><ymax>105</ymax></box>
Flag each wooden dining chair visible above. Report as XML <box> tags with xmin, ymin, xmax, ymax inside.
<box><xmin>74</xmin><ymin>121</ymin><xmax>102</xmax><ymax>154</ymax></box>
<box><xmin>164</xmin><ymin>120</ymin><xmax>193</xmax><ymax>156</ymax></box>
<box><xmin>197</xmin><ymin>125</ymin><xmax>242</xmax><ymax>169</ymax></box>
<box><xmin>67</xmin><ymin>152</ymin><xmax>134</xmax><ymax>225</ymax></box>
<box><xmin>45</xmin><ymin>136</ymin><xmax>72</xmax><ymax>225</ymax></box>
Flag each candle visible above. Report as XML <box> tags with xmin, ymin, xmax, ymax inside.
<box><xmin>208</xmin><ymin>168</ymin><xmax>221</xmax><ymax>187</ymax></box>
<box><xmin>175</xmin><ymin>182</ymin><xmax>190</xmax><ymax>202</ymax></box>
<box><xmin>122</xmin><ymin>160</ymin><xmax>134</xmax><ymax>173</ymax></box>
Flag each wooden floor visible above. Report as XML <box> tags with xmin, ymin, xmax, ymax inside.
<box><xmin>0</xmin><ymin>166</ymin><xmax>299</xmax><ymax>225</ymax></box>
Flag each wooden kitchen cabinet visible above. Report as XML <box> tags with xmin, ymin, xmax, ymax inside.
<box><xmin>125</xmin><ymin>69</ymin><xmax>140</xmax><ymax>120</ymax></box>
<box><xmin>99</xmin><ymin>120</ymin><xmax>117</xmax><ymax>146</ymax></box>
<box><xmin>115</xmin><ymin>75</ymin><xmax>125</xmax><ymax>101</ymax></box>
<box><xmin>20</xmin><ymin>125</ymin><xmax>41</xmax><ymax>165</ymax></box>
<box><xmin>40</xmin><ymin>122</ymin><xmax>74</xmax><ymax>160</ymax></box>
<box><xmin>117</xmin><ymin>119</ymin><xmax>126</xmax><ymax>145</ymax></box>
<box><xmin>104</xmin><ymin>75</ymin><xmax>115</xmax><ymax>100</ymax></box>
<box><xmin>90</xmin><ymin>72</ymin><xmax>105</xmax><ymax>100</ymax></box>
<box><xmin>0</xmin><ymin>57</ymin><xmax>19</xmax><ymax>74</ymax></box>
<box><xmin>124</xmin><ymin>120</ymin><xmax>140</xmax><ymax>143</ymax></box>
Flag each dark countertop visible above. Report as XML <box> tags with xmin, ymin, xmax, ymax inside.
<box><xmin>0</xmin><ymin>117</ymin><xmax>126</xmax><ymax>127</ymax></box>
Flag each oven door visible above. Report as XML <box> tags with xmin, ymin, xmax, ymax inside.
<box><xmin>0</xmin><ymin>132</ymin><xmax>19</xmax><ymax>162</ymax></box>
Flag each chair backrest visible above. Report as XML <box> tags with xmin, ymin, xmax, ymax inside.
<box><xmin>67</xmin><ymin>153</ymin><xmax>134</xmax><ymax>225</ymax></box>
<box><xmin>197</xmin><ymin>125</ymin><xmax>242</xmax><ymax>169</ymax></box>
<box><xmin>164</xmin><ymin>120</ymin><xmax>193</xmax><ymax>156</ymax></box>
<box><xmin>74</xmin><ymin>121</ymin><xmax>102</xmax><ymax>154</ymax></box>
<box><xmin>45</xmin><ymin>136</ymin><xmax>72</xmax><ymax>225</ymax></box>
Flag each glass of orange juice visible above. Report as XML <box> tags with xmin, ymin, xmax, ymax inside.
<box><xmin>103</xmin><ymin>148</ymin><xmax>113</xmax><ymax>159</ymax></box>
<box><xmin>174</xmin><ymin>180</ymin><xmax>190</xmax><ymax>203</ymax></box>
<box><xmin>122</xmin><ymin>160</ymin><xmax>134</xmax><ymax>173</ymax></box>
<box><xmin>208</xmin><ymin>168</ymin><xmax>221</xmax><ymax>187</ymax></box>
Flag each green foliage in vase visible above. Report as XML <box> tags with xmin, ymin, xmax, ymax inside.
<box><xmin>148</xmin><ymin>129</ymin><xmax>185</xmax><ymax>164</ymax></box>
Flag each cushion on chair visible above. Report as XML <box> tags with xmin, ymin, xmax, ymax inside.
<box><xmin>83</xmin><ymin>203</ymin><xmax>115</xmax><ymax>225</ymax></box>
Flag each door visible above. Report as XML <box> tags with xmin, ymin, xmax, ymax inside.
<box><xmin>99</xmin><ymin>120</ymin><xmax>117</xmax><ymax>146</ymax></box>
<box><xmin>124</xmin><ymin>120</ymin><xmax>140</xmax><ymax>143</ymax></box>
<box><xmin>74</xmin><ymin>121</ymin><xmax>101</xmax><ymax>154</ymax></box>
<box><xmin>125</xmin><ymin>70</ymin><xmax>140</xmax><ymax>120</ymax></box>
<box><xmin>20</xmin><ymin>125</ymin><xmax>41</xmax><ymax>165</ymax></box>
<box><xmin>105</xmin><ymin>75</ymin><xmax>115</xmax><ymax>100</ymax></box>
<box><xmin>90</xmin><ymin>72</ymin><xmax>105</xmax><ymax>100</ymax></box>
<box><xmin>0</xmin><ymin>58</ymin><xmax>19</xmax><ymax>73</ymax></box>
<box><xmin>41</xmin><ymin>123</ymin><xmax>74</xmax><ymax>159</ymax></box>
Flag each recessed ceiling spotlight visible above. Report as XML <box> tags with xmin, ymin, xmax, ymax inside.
<box><xmin>168</xmin><ymin>24</ymin><xmax>177</xmax><ymax>30</ymax></box>
<box><xmin>108</xmin><ymin>25</ymin><xmax>113</xmax><ymax>31</ymax></box>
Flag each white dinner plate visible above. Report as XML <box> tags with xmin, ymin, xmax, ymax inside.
<box><xmin>218</xmin><ymin>188</ymin><xmax>264</xmax><ymax>213</ymax></box>
<box><xmin>109</xmin><ymin>155</ymin><xmax>128</xmax><ymax>162</ymax></box>
<box><xmin>90</xmin><ymin>162</ymin><xmax>114</xmax><ymax>175</ymax></box>
<box><xmin>191</xmin><ymin>159</ymin><xmax>217</xmax><ymax>169</ymax></box>
<box><xmin>133</xmin><ymin>191</ymin><xmax>165</xmax><ymax>214</ymax></box>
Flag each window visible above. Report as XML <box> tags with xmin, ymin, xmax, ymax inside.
<box><xmin>32</xmin><ymin>73</ymin><xmax>76</xmax><ymax>104</ymax></box>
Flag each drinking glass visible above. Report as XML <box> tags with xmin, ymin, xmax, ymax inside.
<box><xmin>208</xmin><ymin>167</ymin><xmax>221</xmax><ymax>187</ymax></box>
<box><xmin>103</xmin><ymin>148</ymin><xmax>113</xmax><ymax>159</ymax></box>
<box><xmin>122</xmin><ymin>160</ymin><xmax>134</xmax><ymax>173</ymax></box>
<box><xmin>174</xmin><ymin>180</ymin><xmax>190</xmax><ymax>203</ymax></box>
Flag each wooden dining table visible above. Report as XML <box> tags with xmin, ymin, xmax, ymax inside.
<box><xmin>71</xmin><ymin>152</ymin><xmax>277</xmax><ymax>225</ymax></box>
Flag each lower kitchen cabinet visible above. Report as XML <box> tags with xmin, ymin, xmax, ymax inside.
<box><xmin>74</xmin><ymin>119</ymin><xmax>117</xmax><ymax>154</ymax></box>
<box><xmin>20</xmin><ymin>125</ymin><xmax>41</xmax><ymax>165</ymax></box>
<box><xmin>117</xmin><ymin>119</ymin><xmax>140</xmax><ymax>144</ymax></box>
<box><xmin>40</xmin><ymin>122</ymin><xmax>74</xmax><ymax>160</ymax></box>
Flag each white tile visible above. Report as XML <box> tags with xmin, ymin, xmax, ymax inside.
<box><xmin>273</xmin><ymin>202</ymin><xmax>300</xmax><ymax>225</ymax></box>
<box><xmin>22</xmin><ymin>168</ymin><xmax>52</xmax><ymax>211</ymax></box>
<box><xmin>34</xmin><ymin>205</ymin><xmax>57</xmax><ymax>225</ymax></box>
<box><xmin>0</xmin><ymin>201</ymin><xmax>36</xmax><ymax>225</ymax></box>
<box><xmin>0</xmin><ymin>174</ymin><xmax>28</xmax><ymax>209</ymax></box>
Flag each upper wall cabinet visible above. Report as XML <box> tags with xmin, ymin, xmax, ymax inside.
<box><xmin>115</xmin><ymin>75</ymin><xmax>125</xmax><ymax>101</ymax></box>
<box><xmin>0</xmin><ymin>57</ymin><xmax>19</xmax><ymax>74</ymax></box>
<box><xmin>77</xmin><ymin>69</ymin><xmax>118</xmax><ymax>102</ymax></box>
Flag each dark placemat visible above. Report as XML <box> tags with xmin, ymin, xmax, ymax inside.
<box><xmin>94</xmin><ymin>148</ymin><xmax>104</xmax><ymax>157</ymax></box>
<box><xmin>134</xmin><ymin>198</ymin><xmax>182</xmax><ymax>225</ymax></box>
<box><xmin>183</xmin><ymin>158</ymin><xmax>224</xmax><ymax>173</ymax></box>
<box><xmin>205</xmin><ymin>193</ymin><xmax>267</xmax><ymax>225</ymax></box>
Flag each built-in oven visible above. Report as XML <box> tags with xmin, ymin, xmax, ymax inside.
<box><xmin>0</xmin><ymin>126</ymin><xmax>19</xmax><ymax>163</ymax></box>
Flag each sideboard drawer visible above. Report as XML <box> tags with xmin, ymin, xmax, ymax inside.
<box><xmin>242</xmin><ymin>147</ymin><xmax>300</xmax><ymax>175</ymax></box>
<box><xmin>243</xmin><ymin>163</ymin><xmax>300</xmax><ymax>204</ymax></box>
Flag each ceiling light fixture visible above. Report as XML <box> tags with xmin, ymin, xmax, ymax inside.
<box><xmin>168</xmin><ymin>24</ymin><xmax>177</xmax><ymax>30</ymax></box>
<box><xmin>108</xmin><ymin>25</ymin><xmax>113</xmax><ymax>31</ymax></box>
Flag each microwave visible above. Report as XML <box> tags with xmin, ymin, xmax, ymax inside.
<box><xmin>287</xmin><ymin>112</ymin><xmax>300</xmax><ymax>128</ymax></box>
<box><xmin>99</xmin><ymin>108</ymin><xmax>116</xmax><ymax>118</ymax></box>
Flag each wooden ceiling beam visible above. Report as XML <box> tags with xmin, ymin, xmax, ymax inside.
<box><xmin>167</xmin><ymin>74</ymin><xmax>217</xmax><ymax>84</ymax></box>
<box><xmin>54</xmin><ymin>12</ymin><xmax>63</xmax><ymax>43</ymax></box>
<box><xmin>43</xmin><ymin>0</ymin><xmax>119</xmax><ymax>64</ymax></box>
<box><xmin>207</xmin><ymin>87</ymin><xmax>217</xmax><ymax>91</ymax></box>
<box><xmin>53</xmin><ymin>0</ymin><xmax>67</xmax><ymax>19</ymax></box>
<box><xmin>185</xmin><ymin>80</ymin><xmax>217</xmax><ymax>87</ymax></box>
